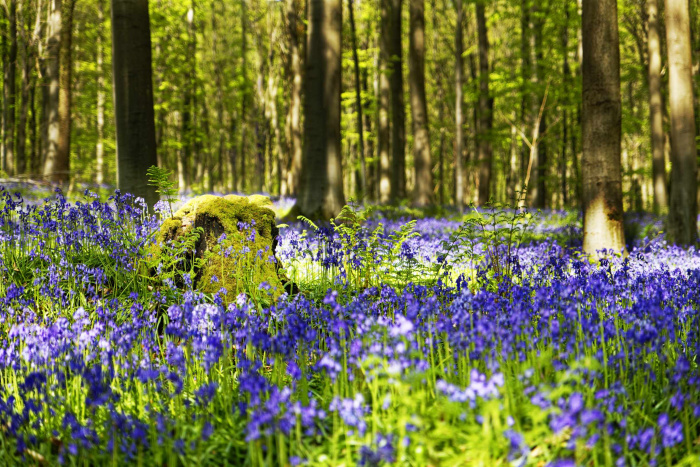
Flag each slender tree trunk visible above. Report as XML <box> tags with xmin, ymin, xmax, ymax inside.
<box><xmin>296</xmin><ymin>0</ymin><xmax>345</xmax><ymax>218</ymax></box>
<box><xmin>454</xmin><ymin>0</ymin><xmax>464</xmax><ymax>208</ymax></box>
<box><xmin>286</xmin><ymin>0</ymin><xmax>302</xmax><ymax>196</ymax></box>
<box><xmin>42</xmin><ymin>0</ymin><xmax>61</xmax><ymax>181</ymax></box>
<box><xmin>361</xmin><ymin>36</ymin><xmax>374</xmax><ymax>201</ymax></box>
<box><xmin>476</xmin><ymin>1</ymin><xmax>492</xmax><ymax>205</ymax></box>
<box><xmin>389</xmin><ymin>0</ymin><xmax>405</xmax><ymax>202</ymax></box>
<box><xmin>647</xmin><ymin>0</ymin><xmax>667</xmax><ymax>213</ymax></box>
<box><xmin>111</xmin><ymin>0</ymin><xmax>159</xmax><ymax>207</ymax></box>
<box><xmin>2</xmin><ymin>0</ymin><xmax>17</xmax><ymax>175</ymax></box>
<box><xmin>239</xmin><ymin>3</ymin><xmax>248</xmax><ymax>193</ymax></box>
<box><xmin>347</xmin><ymin>0</ymin><xmax>366</xmax><ymax>200</ymax></box>
<box><xmin>409</xmin><ymin>0</ymin><xmax>432</xmax><ymax>206</ymax></box>
<box><xmin>96</xmin><ymin>0</ymin><xmax>106</xmax><ymax>185</ymax></box>
<box><xmin>581</xmin><ymin>0</ymin><xmax>626</xmax><ymax>255</ymax></box>
<box><xmin>378</xmin><ymin>0</ymin><xmax>391</xmax><ymax>203</ymax></box>
<box><xmin>665</xmin><ymin>0</ymin><xmax>698</xmax><ymax>245</ymax></box>
<box><xmin>16</xmin><ymin>0</ymin><xmax>32</xmax><ymax>175</ymax></box>
<box><xmin>55</xmin><ymin>0</ymin><xmax>75</xmax><ymax>184</ymax></box>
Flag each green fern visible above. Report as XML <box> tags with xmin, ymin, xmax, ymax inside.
<box><xmin>147</xmin><ymin>165</ymin><xmax>178</xmax><ymax>218</ymax></box>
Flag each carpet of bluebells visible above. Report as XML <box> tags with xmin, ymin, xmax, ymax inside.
<box><xmin>1</xmin><ymin>185</ymin><xmax>700</xmax><ymax>466</ymax></box>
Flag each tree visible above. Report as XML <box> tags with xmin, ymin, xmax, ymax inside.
<box><xmin>349</xmin><ymin>0</ymin><xmax>367</xmax><ymax>199</ymax></box>
<box><xmin>454</xmin><ymin>0</ymin><xmax>464</xmax><ymax>208</ymax></box>
<box><xmin>2</xmin><ymin>0</ymin><xmax>17</xmax><ymax>175</ymax></box>
<box><xmin>57</xmin><ymin>0</ymin><xmax>76</xmax><ymax>184</ymax></box>
<box><xmin>111</xmin><ymin>0</ymin><xmax>159</xmax><ymax>208</ymax></box>
<box><xmin>96</xmin><ymin>0</ymin><xmax>106</xmax><ymax>185</ymax></box>
<box><xmin>476</xmin><ymin>1</ymin><xmax>492</xmax><ymax>205</ymax></box>
<box><xmin>409</xmin><ymin>0</ymin><xmax>432</xmax><ymax>206</ymax></box>
<box><xmin>581</xmin><ymin>0</ymin><xmax>626</xmax><ymax>255</ymax></box>
<box><xmin>284</xmin><ymin>0</ymin><xmax>303</xmax><ymax>196</ymax></box>
<box><xmin>665</xmin><ymin>0</ymin><xmax>698</xmax><ymax>245</ymax></box>
<box><xmin>378</xmin><ymin>0</ymin><xmax>391</xmax><ymax>203</ymax></box>
<box><xmin>389</xmin><ymin>0</ymin><xmax>405</xmax><ymax>202</ymax></box>
<box><xmin>295</xmin><ymin>0</ymin><xmax>345</xmax><ymax>219</ymax></box>
<box><xmin>647</xmin><ymin>0</ymin><xmax>667</xmax><ymax>214</ymax></box>
<box><xmin>42</xmin><ymin>0</ymin><xmax>62</xmax><ymax>182</ymax></box>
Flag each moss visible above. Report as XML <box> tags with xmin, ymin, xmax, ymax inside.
<box><xmin>148</xmin><ymin>195</ymin><xmax>284</xmax><ymax>306</ymax></box>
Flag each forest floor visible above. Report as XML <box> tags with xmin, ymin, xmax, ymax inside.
<box><xmin>0</xmin><ymin>184</ymin><xmax>699</xmax><ymax>465</ymax></box>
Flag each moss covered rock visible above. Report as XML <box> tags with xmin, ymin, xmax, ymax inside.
<box><xmin>149</xmin><ymin>195</ymin><xmax>288</xmax><ymax>305</ymax></box>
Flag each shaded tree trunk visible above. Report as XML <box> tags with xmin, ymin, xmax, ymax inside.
<box><xmin>665</xmin><ymin>0</ymin><xmax>698</xmax><ymax>245</ymax></box>
<box><xmin>389</xmin><ymin>0</ymin><xmax>405</xmax><ymax>202</ymax></box>
<box><xmin>581</xmin><ymin>0</ymin><xmax>626</xmax><ymax>255</ymax></box>
<box><xmin>295</xmin><ymin>0</ymin><xmax>345</xmax><ymax>219</ymax></box>
<box><xmin>349</xmin><ymin>0</ymin><xmax>366</xmax><ymax>199</ymax></box>
<box><xmin>409</xmin><ymin>0</ymin><xmax>431</xmax><ymax>206</ymax></box>
<box><xmin>111</xmin><ymin>0</ymin><xmax>159</xmax><ymax>207</ymax></box>
<box><xmin>647</xmin><ymin>0</ymin><xmax>667</xmax><ymax>213</ymax></box>
<box><xmin>96</xmin><ymin>0</ymin><xmax>106</xmax><ymax>185</ymax></box>
<box><xmin>476</xmin><ymin>1</ymin><xmax>492</xmax><ymax>205</ymax></box>
<box><xmin>454</xmin><ymin>0</ymin><xmax>464</xmax><ymax>208</ymax></box>
<box><xmin>2</xmin><ymin>0</ymin><xmax>17</xmax><ymax>175</ymax></box>
<box><xmin>286</xmin><ymin>0</ymin><xmax>302</xmax><ymax>196</ymax></box>
<box><xmin>43</xmin><ymin>0</ymin><xmax>61</xmax><ymax>181</ymax></box>
<box><xmin>378</xmin><ymin>0</ymin><xmax>391</xmax><ymax>203</ymax></box>
<box><xmin>55</xmin><ymin>0</ymin><xmax>76</xmax><ymax>184</ymax></box>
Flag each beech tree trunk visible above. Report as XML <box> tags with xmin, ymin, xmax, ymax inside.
<box><xmin>2</xmin><ymin>0</ymin><xmax>17</xmax><ymax>175</ymax></box>
<box><xmin>378</xmin><ymin>0</ymin><xmax>391</xmax><ymax>203</ymax></box>
<box><xmin>43</xmin><ymin>0</ymin><xmax>61</xmax><ymax>181</ymax></box>
<box><xmin>286</xmin><ymin>0</ymin><xmax>303</xmax><ymax>196</ymax></box>
<box><xmin>55</xmin><ymin>0</ymin><xmax>76</xmax><ymax>184</ymax></box>
<box><xmin>349</xmin><ymin>0</ymin><xmax>366</xmax><ymax>199</ymax></box>
<box><xmin>296</xmin><ymin>0</ymin><xmax>345</xmax><ymax>219</ymax></box>
<box><xmin>647</xmin><ymin>0</ymin><xmax>667</xmax><ymax>214</ymax></box>
<box><xmin>111</xmin><ymin>0</ymin><xmax>159</xmax><ymax>208</ymax></box>
<box><xmin>96</xmin><ymin>0</ymin><xmax>106</xmax><ymax>185</ymax></box>
<box><xmin>389</xmin><ymin>0</ymin><xmax>405</xmax><ymax>202</ymax></box>
<box><xmin>581</xmin><ymin>0</ymin><xmax>626</xmax><ymax>255</ymax></box>
<box><xmin>476</xmin><ymin>1</ymin><xmax>492</xmax><ymax>205</ymax></box>
<box><xmin>409</xmin><ymin>0</ymin><xmax>432</xmax><ymax>206</ymax></box>
<box><xmin>454</xmin><ymin>0</ymin><xmax>464</xmax><ymax>208</ymax></box>
<box><xmin>665</xmin><ymin>0</ymin><xmax>698</xmax><ymax>245</ymax></box>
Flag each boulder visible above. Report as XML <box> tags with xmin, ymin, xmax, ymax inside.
<box><xmin>150</xmin><ymin>195</ymin><xmax>290</xmax><ymax>305</ymax></box>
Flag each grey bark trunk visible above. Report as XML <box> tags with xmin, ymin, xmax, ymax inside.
<box><xmin>648</xmin><ymin>0</ymin><xmax>667</xmax><ymax>213</ymax></box>
<box><xmin>476</xmin><ymin>2</ymin><xmax>492</xmax><ymax>206</ymax></box>
<box><xmin>581</xmin><ymin>0</ymin><xmax>626</xmax><ymax>255</ymax></box>
<box><xmin>56</xmin><ymin>0</ymin><xmax>76</xmax><ymax>184</ymax></box>
<box><xmin>2</xmin><ymin>0</ymin><xmax>17</xmax><ymax>175</ymax></box>
<box><xmin>389</xmin><ymin>0</ymin><xmax>405</xmax><ymax>202</ymax></box>
<box><xmin>378</xmin><ymin>0</ymin><xmax>391</xmax><ymax>203</ymax></box>
<box><xmin>42</xmin><ymin>0</ymin><xmax>61</xmax><ymax>181</ymax></box>
<box><xmin>111</xmin><ymin>0</ymin><xmax>159</xmax><ymax>208</ymax></box>
<box><xmin>296</xmin><ymin>0</ymin><xmax>345</xmax><ymax>219</ymax></box>
<box><xmin>409</xmin><ymin>0</ymin><xmax>432</xmax><ymax>206</ymax></box>
<box><xmin>349</xmin><ymin>0</ymin><xmax>366</xmax><ymax>199</ymax></box>
<box><xmin>454</xmin><ymin>0</ymin><xmax>464</xmax><ymax>208</ymax></box>
<box><xmin>665</xmin><ymin>0</ymin><xmax>698</xmax><ymax>245</ymax></box>
<box><xmin>96</xmin><ymin>0</ymin><xmax>106</xmax><ymax>185</ymax></box>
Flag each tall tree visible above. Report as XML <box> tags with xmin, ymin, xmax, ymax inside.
<box><xmin>285</xmin><ymin>0</ymin><xmax>303</xmax><ymax>196</ymax></box>
<box><xmin>409</xmin><ymin>0</ymin><xmax>431</xmax><ymax>206</ymax></box>
<box><xmin>454</xmin><ymin>0</ymin><xmax>464</xmax><ymax>208</ymax></box>
<box><xmin>581</xmin><ymin>0</ymin><xmax>626</xmax><ymax>255</ymax></box>
<box><xmin>2</xmin><ymin>0</ymin><xmax>18</xmax><ymax>175</ymax></box>
<box><xmin>378</xmin><ymin>0</ymin><xmax>391</xmax><ymax>203</ymax></box>
<box><xmin>42</xmin><ymin>0</ymin><xmax>62</xmax><ymax>181</ymax></box>
<box><xmin>295</xmin><ymin>0</ymin><xmax>345</xmax><ymax>219</ymax></box>
<box><xmin>96</xmin><ymin>0</ymin><xmax>106</xmax><ymax>185</ymax></box>
<box><xmin>56</xmin><ymin>0</ymin><xmax>76</xmax><ymax>184</ymax></box>
<box><xmin>348</xmin><ymin>0</ymin><xmax>366</xmax><ymax>199</ymax></box>
<box><xmin>389</xmin><ymin>0</ymin><xmax>405</xmax><ymax>202</ymax></box>
<box><xmin>111</xmin><ymin>0</ymin><xmax>158</xmax><ymax>207</ymax></box>
<box><xmin>665</xmin><ymin>0</ymin><xmax>698</xmax><ymax>244</ymax></box>
<box><xmin>647</xmin><ymin>0</ymin><xmax>667</xmax><ymax>214</ymax></box>
<box><xmin>476</xmin><ymin>1</ymin><xmax>492</xmax><ymax>205</ymax></box>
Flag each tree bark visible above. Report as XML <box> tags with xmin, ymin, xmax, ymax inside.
<box><xmin>349</xmin><ymin>0</ymin><xmax>366</xmax><ymax>199</ymax></box>
<box><xmin>111</xmin><ymin>0</ymin><xmax>159</xmax><ymax>208</ymax></box>
<box><xmin>54</xmin><ymin>0</ymin><xmax>75</xmax><ymax>184</ymax></box>
<box><xmin>389</xmin><ymin>0</ymin><xmax>405</xmax><ymax>202</ymax></box>
<box><xmin>409</xmin><ymin>0</ymin><xmax>432</xmax><ymax>206</ymax></box>
<box><xmin>647</xmin><ymin>0</ymin><xmax>667</xmax><ymax>213</ymax></box>
<box><xmin>454</xmin><ymin>0</ymin><xmax>464</xmax><ymax>208</ymax></box>
<box><xmin>665</xmin><ymin>0</ymin><xmax>698</xmax><ymax>245</ymax></box>
<box><xmin>295</xmin><ymin>0</ymin><xmax>345</xmax><ymax>219</ymax></box>
<box><xmin>43</xmin><ymin>0</ymin><xmax>62</xmax><ymax>181</ymax></box>
<box><xmin>476</xmin><ymin>1</ymin><xmax>492</xmax><ymax>205</ymax></box>
<box><xmin>286</xmin><ymin>0</ymin><xmax>303</xmax><ymax>196</ymax></box>
<box><xmin>581</xmin><ymin>0</ymin><xmax>626</xmax><ymax>255</ymax></box>
<box><xmin>2</xmin><ymin>0</ymin><xmax>17</xmax><ymax>175</ymax></box>
<box><xmin>96</xmin><ymin>0</ymin><xmax>106</xmax><ymax>185</ymax></box>
<box><xmin>378</xmin><ymin>0</ymin><xmax>391</xmax><ymax>203</ymax></box>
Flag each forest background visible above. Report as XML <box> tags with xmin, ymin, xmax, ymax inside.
<box><xmin>0</xmin><ymin>0</ymin><xmax>697</xmax><ymax>225</ymax></box>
